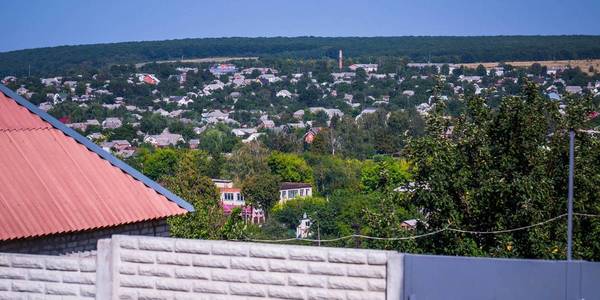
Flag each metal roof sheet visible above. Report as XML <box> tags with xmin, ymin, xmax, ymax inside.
<box><xmin>0</xmin><ymin>88</ymin><xmax>192</xmax><ymax>241</ymax></box>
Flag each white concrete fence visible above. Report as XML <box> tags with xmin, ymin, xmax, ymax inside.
<box><xmin>0</xmin><ymin>252</ymin><xmax>96</xmax><ymax>299</ymax></box>
<box><xmin>0</xmin><ymin>235</ymin><xmax>402</xmax><ymax>300</ymax></box>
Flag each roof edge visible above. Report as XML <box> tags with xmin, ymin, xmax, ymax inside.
<box><xmin>0</xmin><ymin>84</ymin><xmax>194</xmax><ymax>212</ymax></box>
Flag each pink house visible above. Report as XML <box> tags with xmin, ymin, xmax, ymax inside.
<box><xmin>214</xmin><ymin>180</ymin><xmax>265</xmax><ymax>224</ymax></box>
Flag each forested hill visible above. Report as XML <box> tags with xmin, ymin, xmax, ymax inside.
<box><xmin>2</xmin><ymin>36</ymin><xmax>600</xmax><ymax>76</ymax></box>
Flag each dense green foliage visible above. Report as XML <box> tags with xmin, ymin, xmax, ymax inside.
<box><xmin>4</xmin><ymin>36</ymin><xmax>600</xmax><ymax>76</ymax></box>
<box><xmin>133</xmin><ymin>82</ymin><xmax>600</xmax><ymax>261</ymax></box>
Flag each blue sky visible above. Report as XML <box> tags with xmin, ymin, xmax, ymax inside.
<box><xmin>1</xmin><ymin>0</ymin><xmax>599</xmax><ymax>52</ymax></box>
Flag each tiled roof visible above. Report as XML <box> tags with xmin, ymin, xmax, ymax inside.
<box><xmin>0</xmin><ymin>86</ymin><xmax>193</xmax><ymax>241</ymax></box>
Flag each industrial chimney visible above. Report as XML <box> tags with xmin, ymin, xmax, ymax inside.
<box><xmin>338</xmin><ymin>49</ymin><xmax>343</xmax><ymax>71</ymax></box>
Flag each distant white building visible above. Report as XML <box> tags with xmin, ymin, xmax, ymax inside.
<box><xmin>144</xmin><ymin>130</ymin><xmax>184</xmax><ymax>147</ymax></box>
<box><xmin>565</xmin><ymin>86</ymin><xmax>583</xmax><ymax>94</ymax></box>
<box><xmin>296</xmin><ymin>212</ymin><xmax>312</xmax><ymax>238</ymax></box>
<box><xmin>41</xmin><ymin>77</ymin><xmax>62</xmax><ymax>86</ymax></box>
<box><xmin>279</xmin><ymin>182</ymin><xmax>312</xmax><ymax>203</ymax></box>
<box><xmin>258</xmin><ymin>74</ymin><xmax>281</xmax><ymax>83</ymax></box>
<box><xmin>203</xmin><ymin>81</ymin><xmax>225</xmax><ymax>94</ymax></box>
<box><xmin>356</xmin><ymin>108</ymin><xmax>378</xmax><ymax>120</ymax></box>
<box><xmin>349</xmin><ymin>64</ymin><xmax>378</xmax><ymax>73</ymax></box>
<box><xmin>276</xmin><ymin>90</ymin><xmax>292</xmax><ymax>98</ymax></box>
<box><xmin>402</xmin><ymin>90</ymin><xmax>415</xmax><ymax>97</ymax></box>
<box><xmin>232</xmin><ymin>128</ymin><xmax>257</xmax><ymax>137</ymax></box>
<box><xmin>102</xmin><ymin>117</ymin><xmax>122</xmax><ymax>129</ymax></box>
<box><xmin>242</xmin><ymin>132</ymin><xmax>264</xmax><ymax>143</ymax></box>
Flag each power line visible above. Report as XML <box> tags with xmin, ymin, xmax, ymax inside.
<box><xmin>448</xmin><ymin>214</ymin><xmax>566</xmax><ymax>235</ymax></box>
<box><xmin>242</xmin><ymin>212</ymin><xmax>600</xmax><ymax>244</ymax></box>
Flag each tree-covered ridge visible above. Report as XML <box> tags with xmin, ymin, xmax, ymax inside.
<box><xmin>3</xmin><ymin>36</ymin><xmax>600</xmax><ymax>76</ymax></box>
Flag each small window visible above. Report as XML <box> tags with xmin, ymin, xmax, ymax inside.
<box><xmin>300</xmin><ymin>189</ymin><xmax>304</xmax><ymax>196</ymax></box>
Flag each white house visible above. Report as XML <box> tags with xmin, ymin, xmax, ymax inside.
<box><xmin>144</xmin><ymin>130</ymin><xmax>184</xmax><ymax>147</ymax></box>
<box><xmin>276</xmin><ymin>90</ymin><xmax>292</xmax><ymax>98</ymax></box>
<box><xmin>296</xmin><ymin>212</ymin><xmax>312</xmax><ymax>238</ymax></box>
<box><xmin>279</xmin><ymin>182</ymin><xmax>312</xmax><ymax>203</ymax></box>
<box><xmin>349</xmin><ymin>64</ymin><xmax>378</xmax><ymax>73</ymax></box>
<box><xmin>102</xmin><ymin>117</ymin><xmax>122</xmax><ymax>129</ymax></box>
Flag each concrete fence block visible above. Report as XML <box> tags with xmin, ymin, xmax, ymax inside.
<box><xmin>386</xmin><ymin>252</ymin><xmax>404</xmax><ymax>300</ymax></box>
<box><xmin>2</xmin><ymin>235</ymin><xmax>397</xmax><ymax>300</ymax></box>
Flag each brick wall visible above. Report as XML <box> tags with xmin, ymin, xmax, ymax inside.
<box><xmin>0</xmin><ymin>252</ymin><xmax>96</xmax><ymax>299</ymax></box>
<box><xmin>98</xmin><ymin>235</ymin><xmax>399</xmax><ymax>300</ymax></box>
<box><xmin>0</xmin><ymin>219</ymin><xmax>168</xmax><ymax>256</ymax></box>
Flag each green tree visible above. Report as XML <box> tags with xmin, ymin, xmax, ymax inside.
<box><xmin>403</xmin><ymin>81</ymin><xmax>600</xmax><ymax>259</ymax></box>
<box><xmin>268</xmin><ymin>152</ymin><xmax>313</xmax><ymax>183</ymax></box>
<box><xmin>140</xmin><ymin>114</ymin><xmax>168</xmax><ymax>135</ymax></box>
<box><xmin>224</xmin><ymin>142</ymin><xmax>270</xmax><ymax>183</ymax></box>
<box><xmin>271</xmin><ymin>196</ymin><xmax>338</xmax><ymax>237</ymax></box>
<box><xmin>355</xmin><ymin>68</ymin><xmax>368</xmax><ymax>82</ymax></box>
<box><xmin>242</xmin><ymin>173</ymin><xmax>280</xmax><ymax>217</ymax></box>
<box><xmin>476</xmin><ymin>64</ymin><xmax>487</xmax><ymax>76</ymax></box>
<box><xmin>360</xmin><ymin>156</ymin><xmax>412</xmax><ymax>192</ymax></box>
<box><xmin>163</xmin><ymin>154</ymin><xmax>225</xmax><ymax>239</ymax></box>
<box><xmin>141</xmin><ymin>148</ymin><xmax>179</xmax><ymax>180</ymax></box>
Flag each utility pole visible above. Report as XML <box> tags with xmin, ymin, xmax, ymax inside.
<box><xmin>567</xmin><ymin>130</ymin><xmax>574</xmax><ymax>261</ymax></box>
<box><xmin>317</xmin><ymin>222</ymin><xmax>321</xmax><ymax>247</ymax></box>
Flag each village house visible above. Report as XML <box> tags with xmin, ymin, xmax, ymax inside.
<box><xmin>202</xmin><ymin>109</ymin><xmax>229</xmax><ymax>121</ymax></box>
<box><xmin>213</xmin><ymin>179</ymin><xmax>265</xmax><ymax>224</ymax></box>
<box><xmin>100</xmin><ymin>140</ymin><xmax>132</xmax><ymax>152</ymax></box>
<box><xmin>189</xmin><ymin>139</ymin><xmax>200</xmax><ymax>149</ymax></box>
<box><xmin>138</xmin><ymin>73</ymin><xmax>160</xmax><ymax>85</ymax></box>
<box><xmin>203</xmin><ymin>81</ymin><xmax>225</xmax><ymax>93</ymax></box>
<box><xmin>0</xmin><ymin>87</ymin><xmax>192</xmax><ymax>255</ymax></box>
<box><xmin>242</xmin><ymin>132</ymin><xmax>264</xmax><ymax>143</ymax></box>
<box><xmin>303</xmin><ymin>127</ymin><xmax>322</xmax><ymax>144</ymax></box>
<box><xmin>86</xmin><ymin>132</ymin><xmax>105</xmax><ymax>141</ymax></box>
<box><xmin>144</xmin><ymin>130</ymin><xmax>184</xmax><ymax>147</ymax></box>
<box><xmin>565</xmin><ymin>85</ymin><xmax>583</xmax><ymax>94</ymax></box>
<box><xmin>258</xmin><ymin>118</ymin><xmax>275</xmax><ymax>129</ymax></box>
<box><xmin>209</xmin><ymin>64</ymin><xmax>237</xmax><ymax>76</ymax></box>
<box><xmin>356</xmin><ymin>107</ymin><xmax>378</xmax><ymax>120</ymax></box>
<box><xmin>102</xmin><ymin>117</ymin><xmax>122</xmax><ymax>129</ymax></box>
<box><xmin>1</xmin><ymin>76</ymin><xmax>16</xmax><ymax>84</ymax></box>
<box><xmin>66</xmin><ymin>122</ymin><xmax>88</xmax><ymax>131</ymax></box>
<box><xmin>296</xmin><ymin>212</ymin><xmax>312</xmax><ymax>238</ymax></box>
<box><xmin>279</xmin><ymin>182</ymin><xmax>313</xmax><ymax>203</ymax></box>
<box><xmin>258</xmin><ymin>74</ymin><xmax>282</xmax><ymax>84</ymax></box>
<box><xmin>276</xmin><ymin>89</ymin><xmax>292</xmax><ymax>98</ymax></box>
<box><xmin>41</xmin><ymin>77</ymin><xmax>62</xmax><ymax>86</ymax></box>
<box><xmin>349</xmin><ymin>63</ymin><xmax>378</xmax><ymax>73</ymax></box>
<box><xmin>232</xmin><ymin>127</ymin><xmax>258</xmax><ymax>138</ymax></box>
<box><xmin>241</xmin><ymin>67</ymin><xmax>278</xmax><ymax>75</ymax></box>
<box><xmin>402</xmin><ymin>90</ymin><xmax>416</xmax><ymax>97</ymax></box>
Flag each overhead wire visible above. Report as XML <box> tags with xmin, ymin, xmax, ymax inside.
<box><xmin>242</xmin><ymin>212</ymin><xmax>600</xmax><ymax>244</ymax></box>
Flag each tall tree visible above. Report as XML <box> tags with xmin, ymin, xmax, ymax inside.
<box><xmin>163</xmin><ymin>153</ymin><xmax>225</xmax><ymax>239</ymax></box>
<box><xmin>404</xmin><ymin>81</ymin><xmax>600</xmax><ymax>259</ymax></box>
<box><xmin>242</xmin><ymin>173</ymin><xmax>281</xmax><ymax>218</ymax></box>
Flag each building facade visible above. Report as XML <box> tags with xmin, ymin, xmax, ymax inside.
<box><xmin>279</xmin><ymin>182</ymin><xmax>313</xmax><ymax>203</ymax></box>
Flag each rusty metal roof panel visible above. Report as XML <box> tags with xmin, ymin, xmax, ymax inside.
<box><xmin>0</xmin><ymin>88</ymin><xmax>192</xmax><ymax>241</ymax></box>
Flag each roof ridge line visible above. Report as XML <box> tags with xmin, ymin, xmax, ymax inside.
<box><xmin>0</xmin><ymin>84</ymin><xmax>194</xmax><ymax>212</ymax></box>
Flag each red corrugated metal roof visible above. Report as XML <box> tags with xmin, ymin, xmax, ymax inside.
<box><xmin>0</xmin><ymin>92</ymin><xmax>187</xmax><ymax>241</ymax></box>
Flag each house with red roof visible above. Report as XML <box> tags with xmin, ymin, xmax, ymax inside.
<box><xmin>137</xmin><ymin>73</ymin><xmax>160</xmax><ymax>85</ymax></box>
<box><xmin>0</xmin><ymin>85</ymin><xmax>193</xmax><ymax>255</ymax></box>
